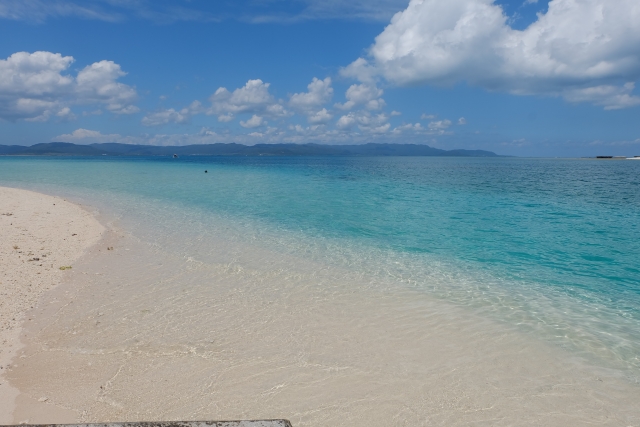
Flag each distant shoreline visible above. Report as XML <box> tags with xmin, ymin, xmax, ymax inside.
<box><xmin>0</xmin><ymin>142</ymin><xmax>501</xmax><ymax>157</ymax></box>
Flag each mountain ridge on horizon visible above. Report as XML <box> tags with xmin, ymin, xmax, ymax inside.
<box><xmin>0</xmin><ymin>142</ymin><xmax>501</xmax><ymax>157</ymax></box>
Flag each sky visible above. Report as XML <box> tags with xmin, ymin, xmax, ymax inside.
<box><xmin>0</xmin><ymin>0</ymin><xmax>639</xmax><ymax>157</ymax></box>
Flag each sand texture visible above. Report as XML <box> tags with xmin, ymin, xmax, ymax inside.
<box><xmin>0</xmin><ymin>187</ymin><xmax>104</xmax><ymax>424</ymax></box>
<box><xmin>2</xmin><ymin>187</ymin><xmax>640</xmax><ymax>426</ymax></box>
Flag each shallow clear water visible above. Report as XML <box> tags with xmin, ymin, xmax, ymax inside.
<box><xmin>1</xmin><ymin>156</ymin><xmax>639</xmax><ymax>376</ymax></box>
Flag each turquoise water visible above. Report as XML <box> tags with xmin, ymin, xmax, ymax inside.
<box><xmin>1</xmin><ymin>156</ymin><xmax>639</xmax><ymax>376</ymax></box>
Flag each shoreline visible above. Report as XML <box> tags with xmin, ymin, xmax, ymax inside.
<box><xmin>0</xmin><ymin>187</ymin><xmax>105</xmax><ymax>424</ymax></box>
<box><xmin>2</xmin><ymin>186</ymin><xmax>640</xmax><ymax>426</ymax></box>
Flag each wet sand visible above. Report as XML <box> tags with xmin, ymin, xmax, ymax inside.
<box><xmin>2</xmin><ymin>187</ymin><xmax>640</xmax><ymax>426</ymax></box>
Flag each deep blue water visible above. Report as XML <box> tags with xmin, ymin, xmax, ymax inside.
<box><xmin>1</xmin><ymin>156</ymin><xmax>639</xmax><ymax>373</ymax></box>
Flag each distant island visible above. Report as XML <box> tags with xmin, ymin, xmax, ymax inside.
<box><xmin>0</xmin><ymin>142</ymin><xmax>500</xmax><ymax>157</ymax></box>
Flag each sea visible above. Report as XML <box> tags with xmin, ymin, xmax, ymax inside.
<box><xmin>1</xmin><ymin>155</ymin><xmax>639</xmax><ymax>385</ymax></box>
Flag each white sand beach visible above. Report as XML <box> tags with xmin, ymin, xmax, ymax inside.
<box><xmin>0</xmin><ymin>187</ymin><xmax>104</xmax><ymax>424</ymax></box>
<box><xmin>2</xmin><ymin>186</ymin><xmax>640</xmax><ymax>426</ymax></box>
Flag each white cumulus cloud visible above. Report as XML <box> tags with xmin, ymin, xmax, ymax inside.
<box><xmin>428</xmin><ymin>119</ymin><xmax>452</xmax><ymax>131</ymax></box>
<box><xmin>345</xmin><ymin>0</ymin><xmax>640</xmax><ymax>109</ymax></box>
<box><xmin>289</xmin><ymin>77</ymin><xmax>333</xmax><ymax>111</ymax></box>
<box><xmin>307</xmin><ymin>108</ymin><xmax>333</xmax><ymax>124</ymax></box>
<box><xmin>392</xmin><ymin>122</ymin><xmax>424</xmax><ymax>134</ymax></box>
<box><xmin>56</xmin><ymin>106</ymin><xmax>76</xmax><ymax>121</ymax></box>
<box><xmin>335</xmin><ymin>83</ymin><xmax>385</xmax><ymax>111</ymax></box>
<box><xmin>217</xmin><ymin>113</ymin><xmax>234</xmax><ymax>122</ymax></box>
<box><xmin>75</xmin><ymin>60</ymin><xmax>139</xmax><ymax>114</ymax></box>
<box><xmin>240</xmin><ymin>114</ymin><xmax>266</xmax><ymax>128</ymax></box>
<box><xmin>0</xmin><ymin>51</ymin><xmax>138</xmax><ymax>121</ymax></box>
<box><xmin>142</xmin><ymin>101</ymin><xmax>203</xmax><ymax>126</ymax></box>
<box><xmin>336</xmin><ymin>113</ymin><xmax>357</xmax><ymax>130</ymax></box>
<box><xmin>336</xmin><ymin>111</ymin><xmax>390</xmax><ymax>133</ymax></box>
<box><xmin>209</xmin><ymin>79</ymin><xmax>288</xmax><ymax>121</ymax></box>
<box><xmin>142</xmin><ymin>109</ymin><xmax>188</xmax><ymax>127</ymax></box>
<box><xmin>563</xmin><ymin>83</ymin><xmax>640</xmax><ymax>110</ymax></box>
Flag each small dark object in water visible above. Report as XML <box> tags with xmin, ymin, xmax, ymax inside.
<box><xmin>596</xmin><ymin>156</ymin><xmax>613</xmax><ymax>159</ymax></box>
<box><xmin>205</xmin><ymin>170</ymin><xmax>208</xmax><ymax>173</ymax></box>
<box><xmin>173</xmin><ymin>154</ymin><xmax>178</xmax><ymax>158</ymax></box>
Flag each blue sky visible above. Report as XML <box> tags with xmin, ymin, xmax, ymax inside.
<box><xmin>0</xmin><ymin>0</ymin><xmax>639</xmax><ymax>156</ymax></box>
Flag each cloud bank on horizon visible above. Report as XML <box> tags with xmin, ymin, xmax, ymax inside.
<box><xmin>0</xmin><ymin>0</ymin><xmax>639</xmax><ymax>153</ymax></box>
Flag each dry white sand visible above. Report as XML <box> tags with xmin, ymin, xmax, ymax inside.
<box><xmin>2</xmin><ymin>186</ymin><xmax>640</xmax><ymax>426</ymax></box>
<box><xmin>0</xmin><ymin>187</ymin><xmax>104</xmax><ymax>424</ymax></box>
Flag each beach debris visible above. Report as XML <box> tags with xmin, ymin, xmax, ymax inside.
<box><xmin>13</xmin><ymin>245</ymin><xmax>19</xmax><ymax>250</ymax></box>
<box><xmin>59</xmin><ymin>266</ymin><xmax>72</xmax><ymax>270</ymax></box>
<box><xmin>72</xmin><ymin>233</ymin><xmax>77</xmax><ymax>236</ymax></box>
<box><xmin>1</xmin><ymin>212</ymin><xmax>13</xmax><ymax>216</ymax></box>
<box><xmin>28</xmin><ymin>258</ymin><xmax>40</xmax><ymax>262</ymax></box>
<box><xmin>37</xmin><ymin>397</ymin><xmax>49</xmax><ymax>402</ymax></box>
<box><xmin>107</xmin><ymin>247</ymin><xmax>114</xmax><ymax>250</ymax></box>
